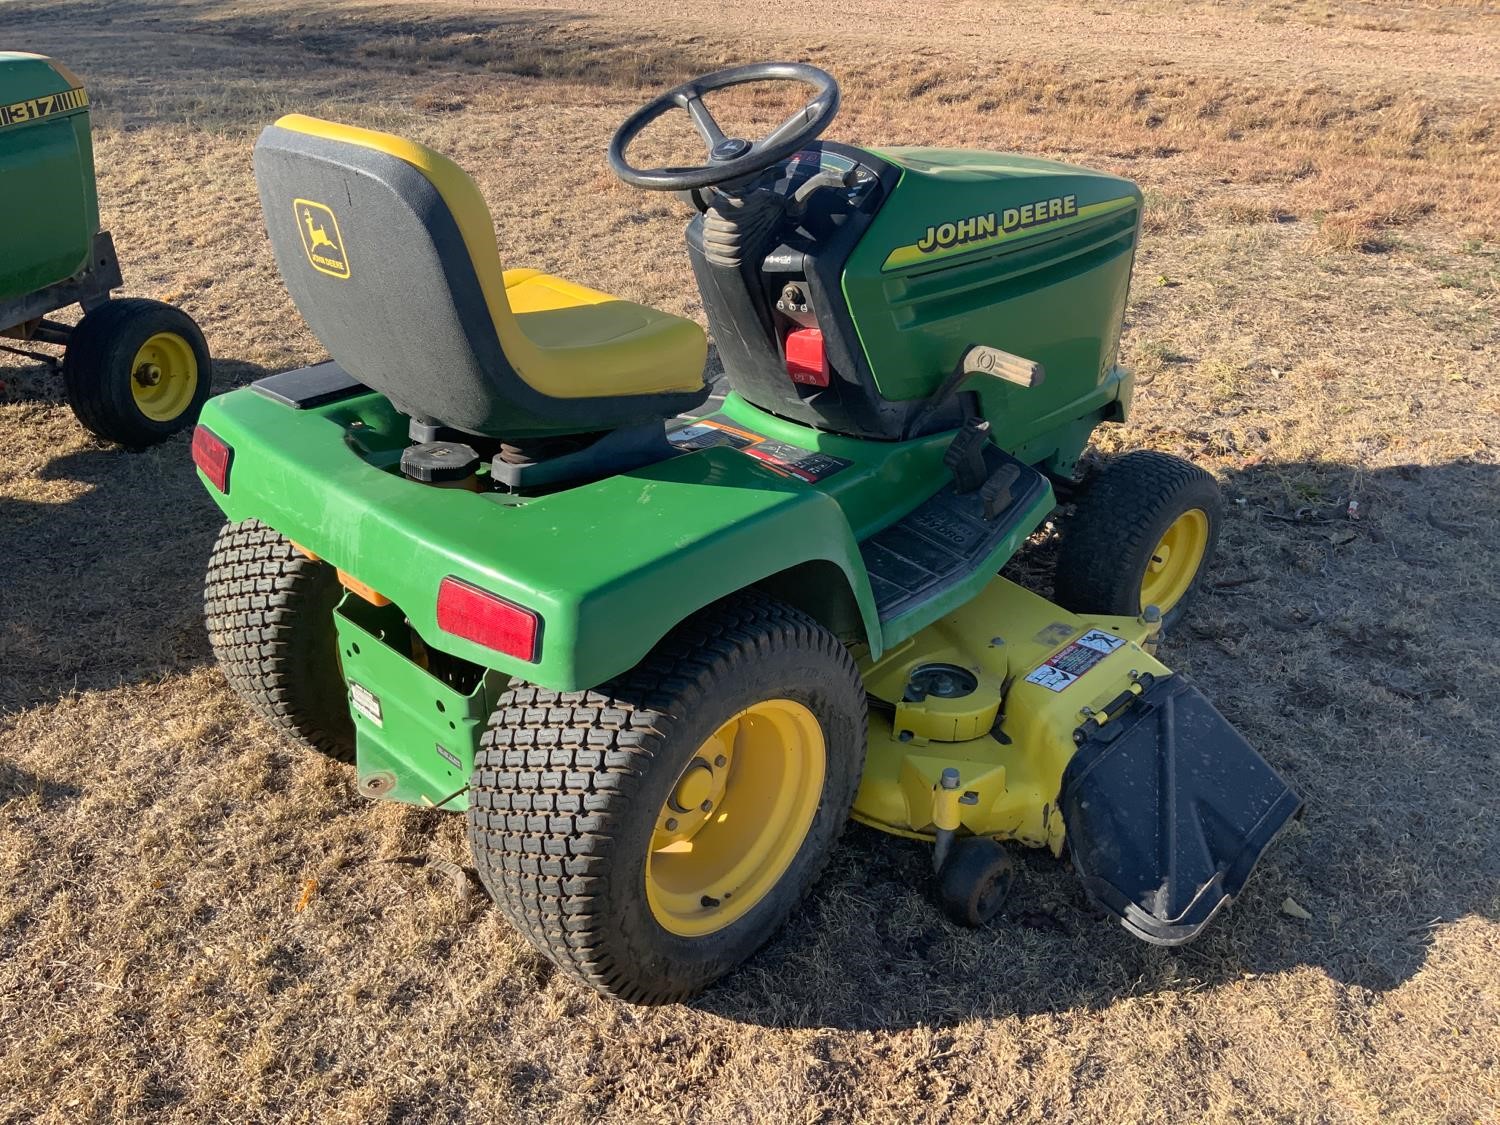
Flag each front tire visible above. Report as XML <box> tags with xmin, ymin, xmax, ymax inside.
<box><xmin>62</xmin><ymin>297</ymin><xmax>211</xmax><ymax>447</ymax></box>
<box><xmin>203</xmin><ymin>519</ymin><xmax>355</xmax><ymax>761</ymax></box>
<box><xmin>467</xmin><ymin>592</ymin><xmax>867</xmax><ymax>1004</ymax></box>
<box><xmin>1052</xmin><ymin>450</ymin><xmax>1223</xmax><ymax>629</ymax></box>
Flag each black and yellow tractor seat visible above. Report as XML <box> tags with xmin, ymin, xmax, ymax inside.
<box><xmin>253</xmin><ymin>115</ymin><xmax>710</xmax><ymax>440</ymax></box>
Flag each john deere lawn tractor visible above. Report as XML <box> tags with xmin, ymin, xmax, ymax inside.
<box><xmin>0</xmin><ymin>53</ymin><xmax>210</xmax><ymax>446</ymax></box>
<box><xmin>194</xmin><ymin>63</ymin><xmax>1302</xmax><ymax>1003</ymax></box>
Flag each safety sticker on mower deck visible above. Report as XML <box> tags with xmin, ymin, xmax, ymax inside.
<box><xmin>1024</xmin><ymin>629</ymin><xmax>1126</xmax><ymax>693</ymax></box>
<box><xmin>667</xmin><ymin>416</ymin><xmax>851</xmax><ymax>482</ymax></box>
<box><xmin>349</xmin><ymin>681</ymin><xmax>383</xmax><ymax>727</ymax></box>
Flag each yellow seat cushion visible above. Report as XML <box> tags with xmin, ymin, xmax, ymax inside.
<box><xmin>500</xmin><ymin>270</ymin><xmax>707</xmax><ymax>399</ymax></box>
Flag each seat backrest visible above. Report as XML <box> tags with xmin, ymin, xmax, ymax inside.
<box><xmin>253</xmin><ymin>115</ymin><xmax>697</xmax><ymax>438</ymax></box>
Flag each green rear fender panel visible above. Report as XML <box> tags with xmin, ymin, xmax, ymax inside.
<box><xmin>0</xmin><ymin>53</ymin><xmax>98</xmax><ymax>302</ymax></box>
<box><xmin>198</xmin><ymin>388</ymin><xmax>885</xmax><ymax>692</ymax></box>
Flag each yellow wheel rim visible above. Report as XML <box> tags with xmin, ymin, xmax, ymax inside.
<box><xmin>1140</xmin><ymin>508</ymin><xmax>1210</xmax><ymax>613</ymax></box>
<box><xmin>129</xmin><ymin>332</ymin><xmax>198</xmax><ymax>422</ymax></box>
<box><xmin>646</xmin><ymin>699</ymin><xmax>826</xmax><ymax>938</ymax></box>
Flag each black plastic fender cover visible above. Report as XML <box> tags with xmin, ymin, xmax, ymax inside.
<box><xmin>1060</xmin><ymin>675</ymin><xmax>1303</xmax><ymax>945</ymax></box>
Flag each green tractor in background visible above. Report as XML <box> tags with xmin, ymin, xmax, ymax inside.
<box><xmin>0</xmin><ymin>53</ymin><xmax>210</xmax><ymax>446</ymax></box>
<box><xmin>192</xmin><ymin>64</ymin><xmax>1302</xmax><ymax>1004</ymax></box>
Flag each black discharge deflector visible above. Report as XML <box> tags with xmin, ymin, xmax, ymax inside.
<box><xmin>1060</xmin><ymin>675</ymin><xmax>1303</xmax><ymax>945</ymax></box>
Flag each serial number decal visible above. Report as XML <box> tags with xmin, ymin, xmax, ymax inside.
<box><xmin>0</xmin><ymin>86</ymin><xmax>88</xmax><ymax>130</ymax></box>
<box><xmin>349</xmin><ymin>680</ymin><xmax>384</xmax><ymax>727</ymax></box>
<box><xmin>882</xmin><ymin>194</ymin><xmax>1137</xmax><ymax>272</ymax></box>
<box><xmin>667</xmin><ymin>415</ymin><xmax>852</xmax><ymax>483</ymax></box>
<box><xmin>1024</xmin><ymin>629</ymin><xmax>1126</xmax><ymax>693</ymax></box>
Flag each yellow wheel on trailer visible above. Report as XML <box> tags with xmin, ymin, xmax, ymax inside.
<box><xmin>128</xmin><ymin>330</ymin><xmax>200</xmax><ymax>422</ymax></box>
<box><xmin>467</xmin><ymin>593</ymin><xmax>867</xmax><ymax>1005</ymax></box>
<box><xmin>62</xmin><ymin>297</ymin><xmax>211</xmax><ymax>447</ymax></box>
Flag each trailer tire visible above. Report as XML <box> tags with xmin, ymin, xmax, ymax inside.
<box><xmin>468</xmin><ymin>591</ymin><xmax>866</xmax><ymax>1004</ymax></box>
<box><xmin>204</xmin><ymin>519</ymin><xmax>355</xmax><ymax>762</ymax></box>
<box><xmin>1053</xmin><ymin>450</ymin><xmax>1223</xmax><ymax>629</ymax></box>
<box><xmin>63</xmin><ymin>297</ymin><xmax>211</xmax><ymax>447</ymax></box>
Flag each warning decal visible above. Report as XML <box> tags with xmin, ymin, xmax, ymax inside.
<box><xmin>666</xmin><ymin>417</ymin><xmax>760</xmax><ymax>451</ymax></box>
<box><xmin>667</xmin><ymin>415</ymin><xmax>852</xmax><ymax>482</ymax></box>
<box><xmin>1024</xmin><ymin>629</ymin><xmax>1126</xmax><ymax>693</ymax></box>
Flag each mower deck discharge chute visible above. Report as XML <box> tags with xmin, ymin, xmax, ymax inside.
<box><xmin>1061</xmin><ymin>675</ymin><xmax>1306</xmax><ymax>944</ymax></box>
<box><xmin>194</xmin><ymin>63</ymin><xmax>1301</xmax><ymax>1003</ymax></box>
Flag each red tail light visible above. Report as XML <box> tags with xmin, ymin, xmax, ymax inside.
<box><xmin>191</xmin><ymin>425</ymin><xmax>232</xmax><ymax>493</ymax></box>
<box><xmin>436</xmin><ymin>577</ymin><xmax>539</xmax><ymax>661</ymax></box>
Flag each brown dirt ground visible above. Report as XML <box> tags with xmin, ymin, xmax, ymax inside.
<box><xmin>2</xmin><ymin>0</ymin><xmax>1498</xmax><ymax>1121</ymax></box>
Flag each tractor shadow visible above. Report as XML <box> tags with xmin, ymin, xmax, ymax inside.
<box><xmin>0</xmin><ymin>758</ymin><xmax>82</xmax><ymax>808</ymax></box>
<box><xmin>699</xmin><ymin>456</ymin><xmax>1500</xmax><ymax>1030</ymax></box>
<box><xmin>0</xmin><ymin>356</ymin><xmax>274</xmax><ymax>714</ymax></box>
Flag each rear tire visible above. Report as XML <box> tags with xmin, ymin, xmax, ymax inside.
<box><xmin>467</xmin><ymin>592</ymin><xmax>867</xmax><ymax>1004</ymax></box>
<box><xmin>62</xmin><ymin>297</ymin><xmax>211</xmax><ymax>447</ymax></box>
<box><xmin>1052</xmin><ymin>450</ymin><xmax>1223</xmax><ymax>629</ymax></box>
<box><xmin>203</xmin><ymin>519</ymin><xmax>355</xmax><ymax>761</ymax></box>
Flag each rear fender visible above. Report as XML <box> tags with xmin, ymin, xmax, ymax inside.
<box><xmin>196</xmin><ymin>385</ymin><xmax>886</xmax><ymax>691</ymax></box>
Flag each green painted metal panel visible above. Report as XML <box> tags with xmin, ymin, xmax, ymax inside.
<box><xmin>200</xmin><ymin>380</ymin><xmax>1068</xmax><ymax>702</ymax></box>
<box><xmin>716</xmin><ymin>391</ymin><xmax>954</xmax><ymax>540</ymax></box>
<box><xmin>0</xmin><ymin>54</ymin><xmax>98</xmax><ymax>302</ymax></box>
<box><xmin>844</xmin><ymin>146</ymin><xmax>1143</xmax><ymax>470</ymax></box>
<box><xmin>334</xmin><ymin>602</ymin><xmax>502</xmax><ymax>810</ymax></box>
<box><xmin>198</xmin><ymin>387</ymin><xmax>910</xmax><ymax>691</ymax></box>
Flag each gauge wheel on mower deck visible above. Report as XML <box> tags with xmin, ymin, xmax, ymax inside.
<box><xmin>937</xmin><ymin>837</ymin><xmax>1016</xmax><ymax>927</ymax></box>
<box><xmin>203</xmin><ymin>519</ymin><xmax>355</xmax><ymax>762</ymax></box>
<box><xmin>62</xmin><ymin>297</ymin><xmax>211</xmax><ymax>448</ymax></box>
<box><xmin>1052</xmin><ymin>450</ymin><xmax>1224</xmax><ymax>629</ymax></box>
<box><xmin>467</xmin><ymin>592</ymin><xmax>867</xmax><ymax>1004</ymax></box>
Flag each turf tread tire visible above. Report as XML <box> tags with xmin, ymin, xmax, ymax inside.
<box><xmin>467</xmin><ymin>591</ymin><xmax>867</xmax><ymax>1004</ymax></box>
<box><xmin>62</xmin><ymin>297</ymin><xmax>212</xmax><ymax>448</ymax></box>
<box><xmin>204</xmin><ymin>519</ymin><xmax>355</xmax><ymax>761</ymax></box>
<box><xmin>1052</xmin><ymin>450</ymin><xmax>1223</xmax><ymax>628</ymax></box>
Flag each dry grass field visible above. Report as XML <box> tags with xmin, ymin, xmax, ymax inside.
<box><xmin>2</xmin><ymin>0</ymin><xmax>1499</xmax><ymax>1120</ymax></box>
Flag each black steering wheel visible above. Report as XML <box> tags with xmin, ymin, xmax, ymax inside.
<box><xmin>608</xmin><ymin>62</ymin><xmax>840</xmax><ymax>191</ymax></box>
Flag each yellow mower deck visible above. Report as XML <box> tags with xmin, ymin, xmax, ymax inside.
<box><xmin>856</xmin><ymin>574</ymin><xmax>1302</xmax><ymax>945</ymax></box>
<box><xmin>854</xmin><ymin>576</ymin><xmax>1164</xmax><ymax>848</ymax></box>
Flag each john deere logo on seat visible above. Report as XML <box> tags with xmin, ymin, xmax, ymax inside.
<box><xmin>293</xmin><ymin>198</ymin><xmax>350</xmax><ymax>279</ymax></box>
